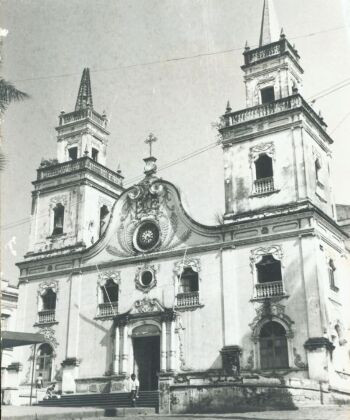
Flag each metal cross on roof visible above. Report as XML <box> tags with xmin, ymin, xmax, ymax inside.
<box><xmin>145</xmin><ymin>133</ymin><xmax>158</xmax><ymax>157</ymax></box>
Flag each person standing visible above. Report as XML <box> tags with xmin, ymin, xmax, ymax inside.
<box><xmin>128</xmin><ymin>373</ymin><xmax>139</xmax><ymax>407</ymax></box>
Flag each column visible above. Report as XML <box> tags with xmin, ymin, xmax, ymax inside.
<box><xmin>169</xmin><ymin>319</ymin><xmax>176</xmax><ymax>372</ymax></box>
<box><xmin>121</xmin><ymin>322</ymin><xmax>128</xmax><ymax>374</ymax></box>
<box><xmin>160</xmin><ymin>320</ymin><xmax>167</xmax><ymax>372</ymax></box>
<box><xmin>113</xmin><ymin>325</ymin><xmax>120</xmax><ymax>375</ymax></box>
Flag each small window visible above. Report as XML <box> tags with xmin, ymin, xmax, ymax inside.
<box><xmin>255</xmin><ymin>154</ymin><xmax>273</xmax><ymax>179</ymax></box>
<box><xmin>179</xmin><ymin>267</ymin><xmax>199</xmax><ymax>293</ymax></box>
<box><xmin>261</xmin><ymin>86</ymin><xmax>275</xmax><ymax>104</ymax></box>
<box><xmin>92</xmin><ymin>148</ymin><xmax>99</xmax><ymax>162</ymax></box>
<box><xmin>52</xmin><ymin>203</ymin><xmax>64</xmax><ymax>235</ymax></box>
<box><xmin>42</xmin><ymin>289</ymin><xmax>56</xmax><ymax>310</ymax></box>
<box><xmin>259</xmin><ymin>321</ymin><xmax>289</xmax><ymax>369</ymax></box>
<box><xmin>315</xmin><ymin>158</ymin><xmax>321</xmax><ymax>182</ymax></box>
<box><xmin>101</xmin><ymin>279</ymin><xmax>119</xmax><ymax>303</ymax></box>
<box><xmin>68</xmin><ymin>147</ymin><xmax>78</xmax><ymax>161</ymax></box>
<box><xmin>141</xmin><ymin>270</ymin><xmax>153</xmax><ymax>286</ymax></box>
<box><xmin>99</xmin><ymin>205</ymin><xmax>109</xmax><ymax>237</ymax></box>
<box><xmin>328</xmin><ymin>259</ymin><xmax>338</xmax><ymax>291</ymax></box>
<box><xmin>256</xmin><ymin>254</ymin><xmax>282</xmax><ymax>284</ymax></box>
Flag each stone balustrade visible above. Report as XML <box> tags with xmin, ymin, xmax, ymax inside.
<box><xmin>255</xmin><ymin>281</ymin><xmax>284</xmax><ymax>298</ymax></box>
<box><xmin>59</xmin><ymin>108</ymin><xmax>107</xmax><ymax>128</ymax></box>
<box><xmin>36</xmin><ymin>157</ymin><xmax>123</xmax><ymax>186</ymax></box>
<box><xmin>176</xmin><ymin>291</ymin><xmax>200</xmax><ymax>308</ymax></box>
<box><xmin>246</xmin><ymin>42</ymin><xmax>281</xmax><ymax>65</ymax></box>
<box><xmin>222</xmin><ymin>94</ymin><xmax>327</xmax><ymax>129</ymax></box>
<box><xmin>38</xmin><ymin>309</ymin><xmax>56</xmax><ymax>324</ymax></box>
<box><xmin>254</xmin><ymin>177</ymin><xmax>274</xmax><ymax>194</ymax></box>
<box><xmin>98</xmin><ymin>302</ymin><xmax>118</xmax><ymax>316</ymax></box>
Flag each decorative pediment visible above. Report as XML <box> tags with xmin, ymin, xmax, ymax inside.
<box><xmin>98</xmin><ymin>270</ymin><xmax>121</xmax><ymax>286</ymax></box>
<box><xmin>38</xmin><ymin>280</ymin><xmax>58</xmax><ymax>296</ymax></box>
<box><xmin>249</xmin><ymin>142</ymin><xmax>275</xmax><ymax>165</ymax></box>
<box><xmin>129</xmin><ymin>297</ymin><xmax>165</xmax><ymax>314</ymax></box>
<box><xmin>249</xmin><ymin>245</ymin><xmax>283</xmax><ymax>272</ymax></box>
<box><xmin>174</xmin><ymin>257</ymin><xmax>201</xmax><ymax>276</ymax></box>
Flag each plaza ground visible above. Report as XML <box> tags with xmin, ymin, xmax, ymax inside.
<box><xmin>2</xmin><ymin>405</ymin><xmax>350</xmax><ymax>420</ymax></box>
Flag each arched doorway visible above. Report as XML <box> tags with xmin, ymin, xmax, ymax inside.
<box><xmin>132</xmin><ymin>324</ymin><xmax>160</xmax><ymax>391</ymax></box>
<box><xmin>36</xmin><ymin>343</ymin><xmax>54</xmax><ymax>384</ymax></box>
<box><xmin>259</xmin><ymin>321</ymin><xmax>288</xmax><ymax>369</ymax></box>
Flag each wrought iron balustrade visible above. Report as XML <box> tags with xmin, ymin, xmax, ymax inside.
<box><xmin>36</xmin><ymin>157</ymin><xmax>123</xmax><ymax>186</ymax></box>
<box><xmin>38</xmin><ymin>309</ymin><xmax>56</xmax><ymax>324</ymax></box>
<box><xmin>255</xmin><ymin>281</ymin><xmax>284</xmax><ymax>298</ymax></box>
<box><xmin>254</xmin><ymin>177</ymin><xmax>274</xmax><ymax>194</ymax></box>
<box><xmin>176</xmin><ymin>291</ymin><xmax>200</xmax><ymax>308</ymax></box>
<box><xmin>98</xmin><ymin>302</ymin><xmax>118</xmax><ymax>316</ymax></box>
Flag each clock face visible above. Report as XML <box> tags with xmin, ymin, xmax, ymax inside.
<box><xmin>136</xmin><ymin>222</ymin><xmax>160</xmax><ymax>251</ymax></box>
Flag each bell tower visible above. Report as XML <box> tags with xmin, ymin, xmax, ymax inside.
<box><xmin>220</xmin><ymin>0</ymin><xmax>335</xmax><ymax>220</ymax></box>
<box><xmin>27</xmin><ymin>69</ymin><xmax>124</xmax><ymax>257</ymax></box>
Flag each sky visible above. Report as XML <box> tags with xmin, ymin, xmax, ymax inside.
<box><xmin>1</xmin><ymin>0</ymin><xmax>350</xmax><ymax>283</ymax></box>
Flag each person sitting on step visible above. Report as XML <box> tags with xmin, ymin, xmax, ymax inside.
<box><xmin>128</xmin><ymin>373</ymin><xmax>139</xmax><ymax>407</ymax></box>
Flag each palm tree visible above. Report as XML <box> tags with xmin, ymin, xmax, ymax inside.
<box><xmin>0</xmin><ymin>78</ymin><xmax>29</xmax><ymax>170</ymax></box>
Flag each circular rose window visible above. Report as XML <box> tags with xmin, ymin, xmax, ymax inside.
<box><xmin>135</xmin><ymin>221</ymin><xmax>160</xmax><ymax>252</ymax></box>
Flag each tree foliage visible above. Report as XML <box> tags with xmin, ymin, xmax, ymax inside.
<box><xmin>0</xmin><ymin>78</ymin><xmax>29</xmax><ymax>113</ymax></box>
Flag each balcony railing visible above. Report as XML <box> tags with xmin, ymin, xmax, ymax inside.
<box><xmin>98</xmin><ymin>302</ymin><xmax>118</xmax><ymax>317</ymax></box>
<box><xmin>176</xmin><ymin>291</ymin><xmax>200</xmax><ymax>308</ymax></box>
<box><xmin>36</xmin><ymin>157</ymin><xmax>123</xmax><ymax>186</ymax></box>
<box><xmin>38</xmin><ymin>309</ymin><xmax>56</xmax><ymax>324</ymax></box>
<box><xmin>221</xmin><ymin>94</ymin><xmax>327</xmax><ymax>130</ymax></box>
<box><xmin>255</xmin><ymin>281</ymin><xmax>284</xmax><ymax>299</ymax></box>
<box><xmin>58</xmin><ymin>108</ymin><xmax>107</xmax><ymax>128</ymax></box>
<box><xmin>254</xmin><ymin>177</ymin><xmax>274</xmax><ymax>194</ymax></box>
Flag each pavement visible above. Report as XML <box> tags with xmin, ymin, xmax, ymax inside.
<box><xmin>2</xmin><ymin>405</ymin><xmax>350</xmax><ymax>420</ymax></box>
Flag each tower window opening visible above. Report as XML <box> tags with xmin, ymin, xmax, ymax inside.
<box><xmin>256</xmin><ymin>254</ymin><xmax>282</xmax><ymax>283</ymax></box>
<box><xmin>52</xmin><ymin>203</ymin><xmax>64</xmax><ymax>235</ymax></box>
<box><xmin>259</xmin><ymin>321</ymin><xmax>289</xmax><ymax>369</ymax></box>
<box><xmin>255</xmin><ymin>154</ymin><xmax>273</xmax><ymax>179</ymax></box>
<box><xmin>68</xmin><ymin>147</ymin><xmax>78</xmax><ymax>161</ymax></box>
<box><xmin>315</xmin><ymin>158</ymin><xmax>321</xmax><ymax>182</ymax></box>
<box><xmin>101</xmin><ymin>278</ymin><xmax>119</xmax><ymax>303</ymax></box>
<box><xmin>36</xmin><ymin>343</ymin><xmax>53</xmax><ymax>384</ymax></box>
<box><xmin>179</xmin><ymin>267</ymin><xmax>199</xmax><ymax>293</ymax></box>
<box><xmin>92</xmin><ymin>148</ymin><xmax>99</xmax><ymax>162</ymax></box>
<box><xmin>99</xmin><ymin>205</ymin><xmax>109</xmax><ymax>237</ymax></box>
<box><xmin>42</xmin><ymin>288</ymin><xmax>56</xmax><ymax>310</ymax></box>
<box><xmin>261</xmin><ymin>86</ymin><xmax>275</xmax><ymax>104</ymax></box>
<box><xmin>328</xmin><ymin>259</ymin><xmax>338</xmax><ymax>291</ymax></box>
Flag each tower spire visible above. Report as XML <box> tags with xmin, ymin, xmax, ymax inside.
<box><xmin>75</xmin><ymin>68</ymin><xmax>93</xmax><ymax>111</ymax></box>
<box><xmin>259</xmin><ymin>0</ymin><xmax>280</xmax><ymax>47</ymax></box>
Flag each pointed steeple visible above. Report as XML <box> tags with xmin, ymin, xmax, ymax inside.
<box><xmin>75</xmin><ymin>68</ymin><xmax>93</xmax><ymax>111</ymax></box>
<box><xmin>259</xmin><ymin>0</ymin><xmax>280</xmax><ymax>47</ymax></box>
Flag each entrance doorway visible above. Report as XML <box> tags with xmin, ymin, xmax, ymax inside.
<box><xmin>133</xmin><ymin>336</ymin><xmax>160</xmax><ymax>390</ymax></box>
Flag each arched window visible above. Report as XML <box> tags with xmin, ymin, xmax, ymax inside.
<box><xmin>328</xmin><ymin>259</ymin><xmax>338</xmax><ymax>291</ymax></box>
<box><xmin>36</xmin><ymin>343</ymin><xmax>53</xmax><ymax>384</ymax></box>
<box><xmin>99</xmin><ymin>205</ymin><xmax>109</xmax><ymax>237</ymax></box>
<box><xmin>256</xmin><ymin>254</ymin><xmax>282</xmax><ymax>283</ymax></box>
<box><xmin>42</xmin><ymin>288</ymin><xmax>56</xmax><ymax>310</ymax></box>
<box><xmin>259</xmin><ymin>321</ymin><xmax>288</xmax><ymax>369</ymax></box>
<box><xmin>52</xmin><ymin>203</ymin><xmax>64</xmax><ymax>235</ymax></box>
<box><xmin>255</xmin><ymin>154</ymin><xmax>273</xmax><ymax>180</ymax></box>
<box><xmin>101</xmin><ymin>278</ymin><xmax>119</xmax><ymax>303</ymax></box>
<box><xmin>179</xmin><ymin>267</ymin><xmax>199</xmax><ymax>293</ymax></box>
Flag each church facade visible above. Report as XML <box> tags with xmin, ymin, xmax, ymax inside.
<box><xmin>14</xmin><ymin>0</ymin><xmax>350</xmax><ymax>412</ymax></box>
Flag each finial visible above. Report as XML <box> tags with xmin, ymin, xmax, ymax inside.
<box><xmin>102</xmin><ymin>110</ymin><xmax>107</xmax><ymax>119</ymax></box>
<box><xmin>116</xmin><ymin>163</ymin><xmax>122</xmax><ymax>175</ymax></box>
<box><xmin>225</xmin><ymin>101</ymin><xmax>232</xmax><ymax>114</ymax></box>
<box><xmin>318</xmin><ymin>110</ymin><xmax>323</xmax><ymax>120</ymax></box>
<box><xmin>280</xmin><ymin>27</ymin><xmax>285</xmax><ymax>39</ymax></box>
<box><xmin>245</xmin><ymin>40</ymin><xmax>250</xmax><ymax>51</ymax></box>
<box><xmin>84</xmin><ymin>145</ymin><xmax>89</xmax><ymax>156</ymax></box>
<box><xmin>75</xmin><ymin>68</ymin><xmax>93</xmax><ymax>111</ymax></box>
<box><xmin>144</xmin><ymin>133</ymin><xmax>158</xmax><ymax>157</ymax></box>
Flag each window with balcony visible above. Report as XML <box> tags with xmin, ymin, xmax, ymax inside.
<box><xmin>52</xmin><ymin>203</ymin><xmax>64</xmax><ymax>235</ymax></box>
<box><xmin>259</xmin><ymin>321</ymin><xmax>289</xmax><ymax>369</ymax></box>
<box><xmin>92</xmin><ymin>147</ymin><xmax>99</xmax><ymax>162</ymax></box>
<box><xmin>328</xmin><ymin>259</ymin><xmax>338</xmax><ymax>292</ymax></box>
<box><xmin>36</xmin><ymin>343</ymin><xmax>53</xmax><ymax>385</ymax></box>
<box><xmin>176</xmin><ymin>267</ymin><xmax>200</xmax><ymax>308</ymax></box>
<box><xmin>261</xmin><ymin>86</ymin><xmax>275</xmax><ymax>104</ymax></box>
<box><xmin>99</xmin><ymin>205</ymin><xmax>109</xmax><ymax>237</ymax></box>
<box><xmin>254</xmin><ymin>154</ymin><xmax>274</xmax><ymax>194</ymax></box>
<box><xmin>99</xmin><ymin>278</ymin><xmax>118</xmax><ymax>316</ymax></box>
<box><xmin>68</xmin><ymin>147</ymin><xmax>78</xmax><ymax>161</ymax></box>
<box><xmin>39</xmin><ymin>288</ymin><xmax>56</xmax><ymax>324</ymax></box>
<box><xmin>255</xmin><ymin>254</ymin><xmax>284</xmax><ymax>298</ymax></box>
